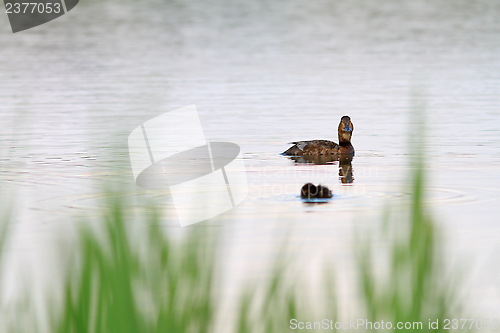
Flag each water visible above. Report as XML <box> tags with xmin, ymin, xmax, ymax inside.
<box><xmin>1</xmin><ymin>0</ymin><xmax>500</xmax><ymax>323</ymax></box>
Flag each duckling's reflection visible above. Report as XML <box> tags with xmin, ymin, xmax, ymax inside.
<box><xmin>288</xmin><ymin>154</ymin><xmax>354</xmax><ymax>184</ymax></box>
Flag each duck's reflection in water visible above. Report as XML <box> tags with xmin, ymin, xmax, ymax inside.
<box><xmin>338</xmin><ymin>154</ymin><xmax>354</xmax><ymax>184</ymax></box>
<box><xmin>287</xmin><ymin>154</ymin><xmax>354</xmax><ymax>184</ymax></box>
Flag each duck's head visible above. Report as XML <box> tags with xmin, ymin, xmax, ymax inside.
<box><xmin>338</xmin><ymin>115</ymin><xmax>354</xmax><ymax>144</ymax></box>
<box><xmin>300</xmin><ymin>183</ymin><xmax>317</xmax><ymax>199</ymax></box>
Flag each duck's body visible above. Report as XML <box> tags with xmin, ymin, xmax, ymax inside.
<box><xmin>283</xmin><ymin>140</ymin><xmax>354</xmax><ymax>156</ymax></box>
<box><xmin>300</xmin><ymin>183</ymin><xmax>333</xmax><ymax>199</ymax></box>
<box><xmin>282</xmin><ymin>140</ymin><xmax>339</xmax><ymax>156</ymax></box>
<box><xmin>282</xmin><ymin>116</ymin><xmax>354</xmax><ymax>156</ymax></box>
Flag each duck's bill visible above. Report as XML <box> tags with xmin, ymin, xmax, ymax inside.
<box><xmin>343</xmin><ymin>123</ymin><xmax>352</xmax><ymax>132</ymax></box>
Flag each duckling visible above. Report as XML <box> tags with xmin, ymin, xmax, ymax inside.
<box><xmin>282</xmin><ymin>116</ymin><xmax>354</xmax><ymax>156</ymax></box>
<box><xmin>300</xmin><ymin>183</ymin><xmax>333</xmax><ymax>199</ymax></box>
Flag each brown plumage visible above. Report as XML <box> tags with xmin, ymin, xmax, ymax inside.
<box><xmin>300</xmin><ymin>183</ymin><xmax>333</xmax><ymax>199</ymax></box>
<box><xmin>282</xmin><ymin>116</ymin><xmax>354</xmax><ymax>156</ymax></box>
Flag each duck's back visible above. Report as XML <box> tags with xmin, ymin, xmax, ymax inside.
<box><xmin>282</xmin><ymin>140</ymin><xmax>339</xmax><ymax>156</ymax></box>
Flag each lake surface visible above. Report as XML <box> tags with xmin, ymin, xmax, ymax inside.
<box><xmin>1</xmin><ymin>0</ymin><xmax>500</xmax><ymax>326</ymax></box>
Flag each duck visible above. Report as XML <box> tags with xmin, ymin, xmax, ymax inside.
<box><xmin>300</xmin><ymin>183</ymin><xmax>333</xmax><ymax>199</ymax></box>
<box><xmin>282</xmin><ymin>116</ymin><xmax>354</xmax><ymax>156</ymax></box>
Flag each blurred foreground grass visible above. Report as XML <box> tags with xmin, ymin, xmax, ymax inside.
<box><xmin>55</xmin><ymin>201</ymin><xmax>216</xmax><ymax>333</ymax></box>
<box><xmin>0</xmin><ymin>152</ymin><xmax>465</xmax><ymax>332</ymax></box>
<box><xmin>356</xmin><ymin>157</ymin><xmax>459</xmax><ymax>332</ymax></box>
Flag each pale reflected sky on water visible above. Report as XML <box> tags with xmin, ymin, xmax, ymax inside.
<box><xmin>0</xmin><ymin>0</ymin><xmax>500</xmax><ymax>323</ymax></box>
